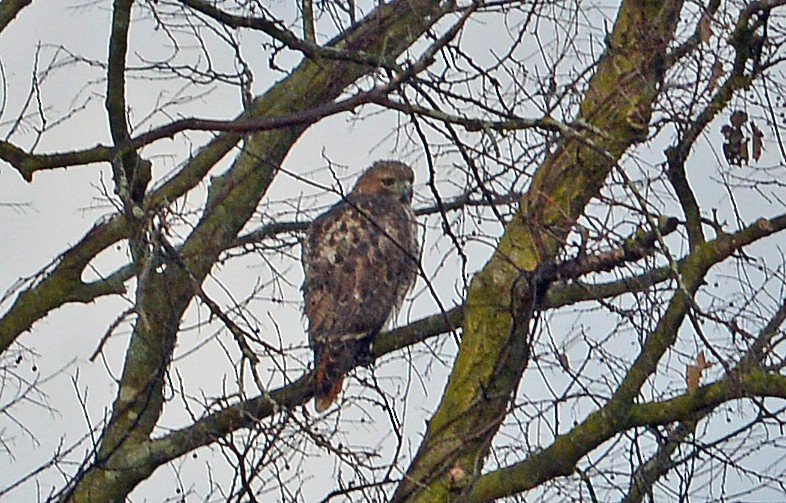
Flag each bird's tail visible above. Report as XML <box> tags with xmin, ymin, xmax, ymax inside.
<box><xmin>314</xmin><ymin>350</ymin><xmax>345</xmax><ymax>412</ymax></box>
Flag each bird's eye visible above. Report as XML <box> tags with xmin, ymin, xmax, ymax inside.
<box><xmin>381</xmin><ymin>177</ymin><xmax>395</xmax><ymax>187</ymax></box>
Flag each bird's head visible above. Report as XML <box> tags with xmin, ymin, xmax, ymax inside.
<box><xmin>351</xmin><ymin>160</ymin><xmax>414</xmax><ymax>204</ymax></box>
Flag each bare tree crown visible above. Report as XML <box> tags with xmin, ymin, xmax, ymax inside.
<box><xmin>1</xmin><ymin>1</ymin><xmax>786</xmax><ymax>502</ymax></box>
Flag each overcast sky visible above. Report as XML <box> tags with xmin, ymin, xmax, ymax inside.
<box><xmin>2</xmin><ymin>1</ymin><xmax>786</xmax><ymax>502</ymax></box>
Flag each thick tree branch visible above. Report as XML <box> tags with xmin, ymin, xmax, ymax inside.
<box><xmin>621</xmin><ymin>421</ymin><xmax>696</xmax><ymax>503</ymax></box>
<box><xmin>0</xmin><ymin>0</ymin><xmax>31</xmax><ymax>33</ymax></box>
<box><xmin>105</xmin><ymin>0</ymin><xmax>150</xmax><ymax>207</ymax></box>
<box><xmin>105</xmin><ymin>0</ymin><xmax>132</xmax><ymax>148</ymax></box>
<box><xmin>740</xmin><ymin>295</ymin><xmax>786</xmax><ymax>371</ymax></box>
<box><xmin>392</xmin><ymin>3</ymin><xmax>684</xmax><ymax>501</ymax></box>
<box><xmin>0</xmin><ymin>140</ymin><xmax>114</xmax><ymax>181</ymax></box>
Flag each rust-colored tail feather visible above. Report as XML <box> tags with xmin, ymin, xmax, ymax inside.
<box><xmin>314</xmin><ymin>351</ymin><xmax>345</xmax><ymax>412</ymax></box>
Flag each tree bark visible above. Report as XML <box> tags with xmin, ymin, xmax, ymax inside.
<box><xmin>391</xmin><ymin>2</ymin><xmax>684</xmax><ymax>501</ymax></box>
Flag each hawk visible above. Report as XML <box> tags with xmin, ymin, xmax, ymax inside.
<box><xmin>302</xmin><ymin>161</ymin><xmax>419</xmax><ymax>412</ymax></box>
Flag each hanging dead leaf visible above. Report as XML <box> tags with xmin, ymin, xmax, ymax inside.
<box><xmin>751</xmin><ymin>121</ymin><xmax>764</xmax><ymax>161</ymax></box>
<box><xmin>558</xmin><ymin>351</ymin><xmax>570</xmax><ymax>370</ymax></box>
<box><xmin>730</xmin><ymin>110</ymin><xmax>748</xmax><ymax>128</ymax></box>
<box><xmin>699</xmin><ymin>14</ymin><xmax>713</xmax><ymax>44</ymax></box>
<box><xmin>740</xmin><ymin>138</ymin><xmax>750</xmax><ymax>164</ymax></box>
<box><xmin>686</xmin><ymin>350</ymin><xmax>712</xmax><ymax>392</ymax></box>
<box><xmin>721</xmin><ymin>124</ymin><xmax>746</xmax><ymax>166</ymax></box>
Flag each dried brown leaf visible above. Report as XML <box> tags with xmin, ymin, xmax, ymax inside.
<box><xmin>686</xmin><ymin>350</ymin><xmax>712</xmax><ymax>392</ymax></box>
<box><xmin>558</xmin><ymin>351</ymin><xmax>570</xmax><ymax>370</ymax></box>
<box><xmin>730</xmin><ymin>110</ymin><xmax>748</xmax><ymax>127</ymax></box>
<box><xmin>752</xmin><ymin>121</ymin><xmax>764</xmax><ymax>161</ymax></box>
<box><xmin>699</xmin><ymin>14</ymin><xmax>712</xmax><ymax>44</ymax></box>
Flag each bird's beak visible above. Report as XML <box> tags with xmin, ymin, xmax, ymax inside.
<box><xmin>400</xmin><ymin>183</ymin><xmax>413</xmax><ymax>204</ymax></box>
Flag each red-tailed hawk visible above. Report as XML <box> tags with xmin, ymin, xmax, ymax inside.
<box><xmin>302</xmin><ymin>161</ymin><xmax>419</xmax><ymax>412</ymax></box>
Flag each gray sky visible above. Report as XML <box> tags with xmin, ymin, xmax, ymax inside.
<box><xmin>2</xmin><ymin>1</ymin><xmax>786</xmax><ymax>502</ymax></box>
